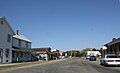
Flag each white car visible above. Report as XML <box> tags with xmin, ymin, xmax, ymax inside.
<box><xmin>100</xmin><ymin>54</ymin><xmax>120</xmax><ymax>66</ymax></box>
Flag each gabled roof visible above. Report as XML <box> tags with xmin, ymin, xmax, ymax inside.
<box><xmin>0</xmin><ymin>16</ymin><xmax>32</xmax><ymax>42</ymax></box>
<box><xmin>0</xmin><ymin>16</ymin><xmax>15</xmax><ymax>34</ymax></box>
<box><xmin>13</xmin><ymin>34</ymin><xmax>32</xmax><ymax>42</ymax></box>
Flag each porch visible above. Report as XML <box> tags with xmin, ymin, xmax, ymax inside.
<box><xmin>12</xmin><ymin>48</ymin><xmax>32</xmax><ymax>62</ymax></box>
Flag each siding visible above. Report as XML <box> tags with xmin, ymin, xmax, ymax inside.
<box><xmin>0</xmin><ymin>18</ymin><xmax>14</xmax><ymax>63</ymax></box>
<box><xmin>13</xmin><ymin>38</ymin><xmax>31</xmax><ymax>49</ymax></box>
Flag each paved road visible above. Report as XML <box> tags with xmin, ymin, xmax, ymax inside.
<box><xmin>0</xmin><ymin>58</ymin><xmax>120</xmax><ymax>73</ymax></box>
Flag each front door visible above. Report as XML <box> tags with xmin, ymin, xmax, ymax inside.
<box><xmin>0</xmin><ymin>49</ymin><xmax>3</xmax><ymax>63</ymax></box>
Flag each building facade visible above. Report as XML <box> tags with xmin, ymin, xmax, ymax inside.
<box><xmin>0</xmin><ymin>17</ymin><xmax>15</xmax><ymax>63</ymax></box>
<box><xmin>0</xmin><ymin>16</ymin><xmax>32</xmax><ymax>63</ymax></box>
<box><xmin>51</xmin><ymin>49</ymin><xmax>60</xmax><ymax>59</ymax></box>
<box><xmin>104</xmin><ymin>38</ymin><xmax>120</xmax><ymax>56</ymax></box>
<box><xmin>86</xmin><ymin>51</ymin><xmax>101</xmax><ymax>58</ymax></box>
<box><xmin>32</xmin><ymin>48</ymin><xmax>52</xmax><ymax>61</ymax></box>
<box><xmin>12</xmin><ymin>30</ymin><xmax>32</xmax><ymax>62</ymax></box>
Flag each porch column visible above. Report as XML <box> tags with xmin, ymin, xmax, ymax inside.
<box><xmin>46</xmin><ymin>54</ymin><xmax>48</xmax><ymax>61</ymax></box>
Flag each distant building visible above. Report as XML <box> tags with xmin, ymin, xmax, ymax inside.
<box><xmin>59</xmin><ymin>51</ymin><xmax>64</xmax><ymax>58</ymax></box>
<box><xmin>51</xmin><ymin>49</ymin><xmax>60</xmax><ymax>59</ymax></box>
<box><xmin>86</xmin><ymin>51</ymin><xmax>101</xmax><ymax>58</ymax></box>
<box><xmin>32</xmin><ymin>48</ymin><xmax>52</xmax><ymax>61</ymax></box>
<box><xmin>67</xmin><ymin>50</ymin><xmax>80</xmax><ymax>57</ymax></box>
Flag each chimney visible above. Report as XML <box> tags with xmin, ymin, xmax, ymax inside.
<box><xmin>16</xmin><ymin>30</ymin><xmax>19</xmax><ymax>35</ymax></box>
<box><xmin>112</xmin><ymin>38</ymin><xmax>116</xmax><ymax>42</ymax></box>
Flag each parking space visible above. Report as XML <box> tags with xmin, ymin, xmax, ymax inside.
<box><xmin>86</xmin><ymin>58</ymin><xmax>120</xmax><ymax>70</ymax></box>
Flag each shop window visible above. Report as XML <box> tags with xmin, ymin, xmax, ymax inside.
<box><xmin>12</xmin><ymin>51</ymin><xmax>15</xmax><ymax>58</ymax></box>
<box><xmin>20</xmin><ymin>52</ymin><xmax>23</xmax><ymax>58</ymax></box>
<box><xmin>119</xmin><ymin>45</ymin><xmax>120</xmax><ymax>51</ymax></box>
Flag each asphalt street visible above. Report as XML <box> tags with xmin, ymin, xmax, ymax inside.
<box><xmin>0</xmin><ymin>58</ymin><xmax>120</xmax><ymax>73</ymax></box>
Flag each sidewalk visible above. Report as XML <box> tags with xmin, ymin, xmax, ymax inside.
<box><xmin>0</xmin><ymin>58</ymin><xmax>68</xmax><ymax>71</ymax></box>
<box><xmin>0</xmin><ymin>63</ymin><xmax>17</xmax><ymax>67</ymax></box>
<box><xmin>0</xmin><ymin>61</ymin><xmax>45</xmax><ymax>71</ymax></box>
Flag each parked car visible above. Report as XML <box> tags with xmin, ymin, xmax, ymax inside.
<box><xmin>89</xmin><ymin>56</ymin><xmax>96</xmax><ymax>61</ymax></box>
<box><xmin>100</xmin><ymin>54</ymin><xmax>120</xmax><ymax>66</ymax></box>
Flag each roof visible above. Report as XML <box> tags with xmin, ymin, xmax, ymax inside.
<box><xmin>105</xmin><ymin>38</ymin><xmax>120</xmax><ymax>46</ymax></box>
<box><xmin>0</xmin><ymin>16</ymin><xmax>15</xmax><ymax>34</ymax></box>
<box><xmin>0</xmin><ymin>16</ymin><xmax>32</xmax><ymax>42</ymax></box>
<box><xmin>32</xmin><ymin>48</ymin><xmax>51</xmax><ymax>52</ymax></box>
<box><xmin>12</xmin><ymin>46</ymin><xmax>35</xmax><ymax>52</ymax></box>
<box><xmin>13</xmin><ymin>48</ymin><xmax>35</xmax><ymax>52</ymax></box>
<box><xmin>13</xmin><ymin>34</ymin><xmax>32</xmax><ymax>42</ymax></box>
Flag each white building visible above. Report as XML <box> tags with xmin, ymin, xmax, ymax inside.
<box><xmin>32</xmin><ymin>48</ymin><xmax>52</xmax><ymax>61</ymax></box>
<box><xmin>0</xmin><ymin>16</ymin><xmax>15</xmax><ymax>63</ymax></box>
<box><xmin>0</xmin><ymin>16</ymin><xmax>32</xmax><ymax>63</ymax></box>
<box><xmin>86</xmin><ymin>51</ymin><xmax>101</xmax><ymax>58</ymax></box>
<box><xmin>12</xmin><ymin>30</ymin><xmax>32</xmax><ymax>62</ymax></box>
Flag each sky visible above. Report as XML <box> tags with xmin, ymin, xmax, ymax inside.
<box><xmin>0</xmin><ymin>0</ymin><xmax>120</xmax><ymax>51</ymax></box>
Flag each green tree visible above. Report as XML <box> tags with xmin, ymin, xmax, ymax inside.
<box><xmin>79</xmin><ymin>50</ymin><xmax>85</xmax><ymax>57</ymax></box>
<box><xmin>92</xmin><ymin>48</ymin><xmax>96</xmax><ymax>51</ymax></box>
<box><xmin>79</xmin><ymin>48</ymin><xmax>95</xmax><ymax>57</ymax></box>
<box><xmin>83</xmin><ymin>48</ymin><xmax>92</xmax><ymax>51</ymax></box>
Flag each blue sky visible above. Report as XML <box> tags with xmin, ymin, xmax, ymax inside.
<box><xmin>0</xmin><ymin>0</ymin><xmax>120</xmax><ymax>51</ymax></box>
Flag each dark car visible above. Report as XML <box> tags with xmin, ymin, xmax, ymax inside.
<box><xmin>89</xmin><ymin>56</ymin><xmax>96</xmax><ymax>61</ymax></box>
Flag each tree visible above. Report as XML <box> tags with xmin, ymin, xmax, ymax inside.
<box><xmin>79</xmin><ymin>48</ymin><xmax>95</xmax><ymax>57</ymax></box>
<box><xmin>83</xmin><ymin>48</ymin><xmax>92</xmax><ymax>51</ymax></box>
<box><xmin>79</xmin><ymin>50</ymin><xmax>85</xmax><ymax>57</ymax></box>
<box><xmin>92</xmin><ymin>48</ymin><xmax>96</xmax><ymax>51</ymax></box>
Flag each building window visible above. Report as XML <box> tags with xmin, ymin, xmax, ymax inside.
<box><xmin>119</xmin><ymin>45</ymin><xmax>120</xmax><ymax>51</ymax></box>
<box><xmin>6</xmin><ymin>49</ymin><xmax>9</xmax><ymax>58</ymax></box>
<box><xmin>0</xmin><ymin>49</ymin><xmax>2</xmax><ymax>57</ymax></box>
<box><xmin>12</xmin><ymin>51</ymin><xmax>15</xmax><ymax>58</ymax></box>
<box><xmin>7</xmin><ymin>34</ymin><xmax>11</xmax><ymax>43</ymax></box>
<box><xmin>26</xmin><ymin>42</ymin><xmax>28</xmax><ymax>48</ymax></box>
<box><xmin>1</xmin><ymin>21</ymin><xmax>3</xmax><ymax>25</ymax></box>
<box><xmin>29</xmin><ymin>43</ymin><xmax>31</xmax><ymax>48</ymax></box>
<box><xmin>26</xmin><ymin>52</ymin><xmax>30</xmax><ymax>58</ymax></box>
<box><xmin>18</xmin><ymin>39</ymin><xmax>21</xmax><ymax>46</ymax></box>
<box><xmin>0</xmin><ymin>51</ymin><xmax>1</xmax><ymax>57</ymax></box>
<box><xmin>20</xmin><ymin>52</ymin><xmax>23</xmax><ymax>58</ymax></box>
<box><xmin>110</xmin><ymin>48</ymin><xmax>112</xmax><ymax>54</ymax></box>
